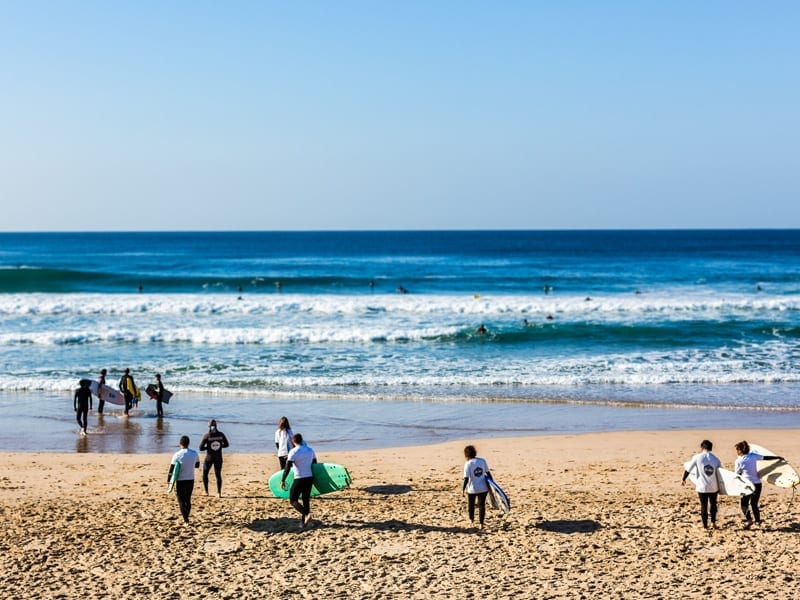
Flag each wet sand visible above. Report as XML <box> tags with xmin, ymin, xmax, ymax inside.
<box><xmin>2</xmin><ymin>429</ymin><xmax>799</xmax><ymax>598</ymax></box>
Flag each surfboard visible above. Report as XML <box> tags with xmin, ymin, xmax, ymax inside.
<box><xmin>748</xmin><ymin>443</ymin><xmax>800</xmax><ymax>489</ymax></box>
<box><xmin>268</xmin><ymin>463</ymin><xmax>352</xmax><ymax>499</ymax></box>
<box><xmin>167</xmin><ymin>461</ymin><xmax>181</xmax><ymax>494</ymax></box>
<box><xmin>683</xmin><ymin>460</ymin><xmax>753</xmax><ymax>496</ymax></box>
<box><xmin>486</xmin><ymin>475</ymin><xmax>511</xmax><ymax>514</ymax></box>
<box><xmin>717</xmin><ymin>467</ymin><xmax>755</xmax><ymax>496</ymax></box>
<box><xmin>88</xmin><ymin>380</ymin><xmax>125</xmax><ymax>406</ymax></box>
<box><xmin>145</xmin><ymin>384</ymin><xmax>173</xmax><ymax>404</ymax></box>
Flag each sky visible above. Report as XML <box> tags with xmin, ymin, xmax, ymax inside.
<box><xmin>1</xmin><ymin>2</ymin><xmax>798</xmax><ymax>231</ymax></box>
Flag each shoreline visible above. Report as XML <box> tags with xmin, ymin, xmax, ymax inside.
<box><xmin>3</xmin><ymin>389</ymin><xmax>800</xmax><ymax>455</ymax></box>
<box><xmin>3</xmin><ymin>429</ymin><xmax>799</xmax><ymax>598</ymax></box>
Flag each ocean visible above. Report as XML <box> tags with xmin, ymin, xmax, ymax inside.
<box><xmin>1</xmin><ymin>230</ymin><xmax>798</xmax><ymax>453</ymax></box>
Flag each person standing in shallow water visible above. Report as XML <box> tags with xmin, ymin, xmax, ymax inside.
<box><xmin>154</xmin><ymin>373</ymin><xmax>165</xmax><ymax>418</ymax></box>
<box><xmin>73</xmin><ymin>379</ymin><xmax>92</xmax><ymax>435</ymax></box>
<box><xmin>168</xmin><ymin>435</ymin><xmax>200</xmax><ymax>524</ymax></box>
<box><xmin>681</xmin><ymin>439</ymin><xmax>721</xmax><ymax>529</ymax></box>
<box><xmin>462</xmin><ymin>445</ymin><xmax>491</xmax><ymax>530</ymax></box>
<box><xmin>97</xmin><ymin>368</ymin><xmax>107</xmax><ymax>414</ymax></box>
<box><xmin>119</xmin><ymin>368</ymin><xmax>138</xmax><ymax>416</ymax></box>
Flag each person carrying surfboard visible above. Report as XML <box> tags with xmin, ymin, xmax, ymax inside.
<box><xmin>280</xmin><ymin>433</ymin><xmax>317</xmax><ymax>530</ymax></box>
<box><xmin>681</xmin><ymin>440</ymin><xmax>721</xmax><ymax>530</ymax></box>
<box><xmin>118</xmin><ymin>368</ymin><xmax>138</xmax><ymax>416</ymax></box>
<box><xmin>274</xmin><ymin>416</ymin><xmax>294</xmax><ymax>469</ymax></box>
<box><xmin>168</xmin><ymin>436</ymin><xmax>200</xmax><ymax>525</ymax></box>
<box><xmin>97</xmin><ymin>368</ymin><xmax>107</xmax><ymax>414</ymax></box>
<box><xmin>734</xmin><ymin>441</ymin><xmax>783</xmax><ymax>529</ymax></box>
<box><xmin>462</xmin><ymin>445</ymin><xmax>492</xmax><ymax>530</ymax></box>
<box><xmin>153</xmin><ymin>373</ymin><xmax>165</xmax><ymax>417</ymax></box>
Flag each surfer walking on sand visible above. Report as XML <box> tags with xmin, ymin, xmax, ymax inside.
<box><xmin>274</xmin><ymin>416</ymin><xmax>294</xmax><ymax>469</ymax></box>
<box><xmin>168</xmin><ymin>436</ymin><xmax>200</xmax><ymax>525</ymax></box>
<box><xmin>73</xmin><ymin>379</ymin><xmax>92</xmax><ymax>436</ymax></box>
<box><xmin>734</xmin><ymin>441</ymin><xmax>782</xmax><ymax>529</ymax></box>
<box><xmin>280</xmin><ymin>433</ymin><xmax>317</xmax><ymax>530</ymax></box>
<box><xmin>199</xmin><ymin>419</ymin><xmax>230</xmax><ymax>497</ymax></box>
<box><xmin>118</xmin><ymin>368</ymin><xmax>138</xmax><ymax>416</ymax></box>
<box><xmin>682</xmin><ymin>440</ymin><xmax>721</xmax><ymax>530</ymax></box>
<box><xmin>462</xmin><ymin>445</ymin><xmax>491</xmax><ymax>530</ymax></box>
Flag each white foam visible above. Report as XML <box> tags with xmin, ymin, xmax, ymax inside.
<box><xmin>0</xmin><ymin>292</ymin><xmax>796</xmax><ymax>318</ymax></box>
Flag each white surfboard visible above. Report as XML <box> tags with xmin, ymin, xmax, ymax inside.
<box><xmin>88</xmin><ymin>380</ymin><xmax>126</xmax><ymax>406</ymax></box>
<box><xmin>717</xmin><ymin>467</ymin><xmax>755</xmax><ymax>497</ymax></box>
<box><xmin>748</xmin><ymin>443</ymin><xmax>800</xmax><ymax>489</ymax></box>
<box><xmin>486</xmin><ymin>476</ymin><xmax>511</xmax><ymax>514</ymax></box>
<box><xmin>683</xmin><ymin>461</ymin><xmax>753</xmax><ymax>496</ymax></box>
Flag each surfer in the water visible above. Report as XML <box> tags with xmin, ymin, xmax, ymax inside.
<box><xmin>118</xmin><ymin>368</ymin><xmax>137</xmax><ymax>416</ymax></box>
<box><xmin>73</xmin><ymin>379</ymin><xmax>92</xmax><ymax>435</ymax></box>
<box><xmin>462</xmin><ymin>445</ymin><xmax>492</xmax><ymax>530</ymax></box>
<box><xmin>154</xmin><ymin>373</ymin><xmax>165</xmax><ymax>418</ymax></box>
<box><xmin>280</xmin><ymin>433</ymin><xmax>317</xmax><ymax>530</ymax></box>
<box><xmin>681</xmin><ymin>439</ymin><xmax>721</xmax><ymax>529</ymax></box>
<box><xmin>274</xmin><ymin>416</ymin><xmax>294</xmax><ymax>469</ymax></box>
<box><xmin>199</xmin><ymin>419</ymin><xmax>230</xmax><ymax>497</ymax></box>
<box><xmin>168</xmin><ymin>436</ymin><xmax>200</xmax><ymax>524</ymax></box>
<box><xmin>734</xmin><ymin>441</ymin><xmax>782</xmax><ymax>529</ymax></box>
<box><xmin>97</xmin><ymin>368</ymin><xmax>107</xmax><ymax>414</ymax></box>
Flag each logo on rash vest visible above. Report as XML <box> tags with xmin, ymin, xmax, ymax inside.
<box><xmin>211</xmin><ymin>441</ymin><xmax>222</xmax><ymax>451</ymax></box>
<box><xmin>473</xmin><ymin>466</ymin><xmax>484</xmax><ymax>477</ymax></box>
<box><xmin>704</xmin><ymin>465</ymin><xmax>715</xmax><ymax>476</ymax></box>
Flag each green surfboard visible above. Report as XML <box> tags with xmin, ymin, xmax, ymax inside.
<box><xmin>167</xmin><ymin>461</ymin><xmax>181</xmax><ymax>493</ymax></box>
<box><xmin>268</xmin><ymin>462</ymin><xmax>352</xmax><ymax>499</ymax></box>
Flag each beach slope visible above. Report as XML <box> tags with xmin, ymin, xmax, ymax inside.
<box><xmin>2</xmin><ymin>430</ymin><xmax>799</xmax><ymax>599</ymax></box>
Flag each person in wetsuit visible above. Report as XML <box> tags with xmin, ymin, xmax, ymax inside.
<box><xmin>199</xmin><ymin>419</ymin><xmax>230</xmax><ymax>497</ymax></box>
<box><xmin>97</xmin><ymin>368</ymin><xmax>107</xmax><ymax>414</ymax></box>
<box><xmin>154</xmin><ymin>373</ymin><xmax>165</xmax><ymax>418</ymax></box>
<box><xmin>119</xmin><ymin>368</ymin><xmax>137</xmax><ymax>416</ymax></box>
<box><xmin>168</xmin><ymin>436</ymin><xmax>200</xmax><ymax>524</ymax></box>
<box><xmin>74</xmin><ymin>379</ymin><xmax>93</xmax><ymax>435</ymax></box>
<box><xmin>734</xmin><ymin>441</ymin><xmax>782</xmax><ymax>528</ymax></box>
<box><xmin>462</xmin><ymin>444</ymin><xmax>491</xmax><ymax>529</ymax></box>
<box><xmin>280</xmin><ymin>433</ymin><xmax>317</xmax><ymax>530</ymax></box>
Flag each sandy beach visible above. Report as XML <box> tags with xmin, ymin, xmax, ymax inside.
<box><xmin>2</xmin><ymin>429</ymin><xmax>799</xmax><ymax>599</ymax></box>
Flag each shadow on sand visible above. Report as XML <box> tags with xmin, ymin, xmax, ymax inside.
<box><xmin>536</xmin><ymin>520</ymin><xmax>602</xmax><ymax>534</ymax></box>
<box><xmin>247</xmin><ymin>517</ymin><xmax>475</xmax><ymax>535</ymax></box>
<box><xmin>362</xmin><ymin>484</ymin><xmax>413</xmax><ymax>495</ymax></box>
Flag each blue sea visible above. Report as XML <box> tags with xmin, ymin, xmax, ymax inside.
<box><xmin>1</xmin><ymin>230</ymin><xmax>799</xmax><ymax>453</ymax></box>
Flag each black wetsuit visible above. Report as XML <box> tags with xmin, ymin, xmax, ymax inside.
<box><xmin>74</xmin><ymin>386</ymin><xmax>92</xmax><ymax>432</ymax></box>
<box><xmin>199</xmin><ymin>428</ymin><xmax>230</xmax><ymax>495</ymax></box>
<box><xmin>97</xmin><ymin>374</ymin><xmax>106</xmax><ymax>414</ymax></box>
<box><xmin>155</xmin><ymin>380</ymin><xmax>165</xmax><ymax>417</ymax></box>
<box><xmin>119</xmin><ymin>374</ymin><xmax>136</xmax><ymax>414</ymax></box>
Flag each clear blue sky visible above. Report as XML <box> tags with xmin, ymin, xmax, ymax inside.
<box><xmin>1</xmin><ymin>2</ymin><xmax>798</xmax><ymax>231</ymax></box>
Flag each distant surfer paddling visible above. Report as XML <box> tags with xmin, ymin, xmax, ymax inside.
<box><xmin>462</xmin><ymin>445</ymin><xmax>492</xmax><ymax>530</ymax></box>
<box><xmin>73</xmin><ymin>379</ymin><xmax>92</xmax><ymax>436</ymax></box>
<box><xmin>118</xmin><ymin>368</ymin><xmax>138</xmax><ymax>416</ymax></box>
<box><xmin>280</xmin><ymin>433</ymin><xmax>317</xmax><ymax>530</ymax></box>
<box><xmin>681</xmin><ymin>439</ymin><xmax>721</xmax><ymax>530</ymax></box>
<box><xmin>199</xmin><ymin>419</ymin><xmax>230</xmax><ymax>497</ymax></box>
